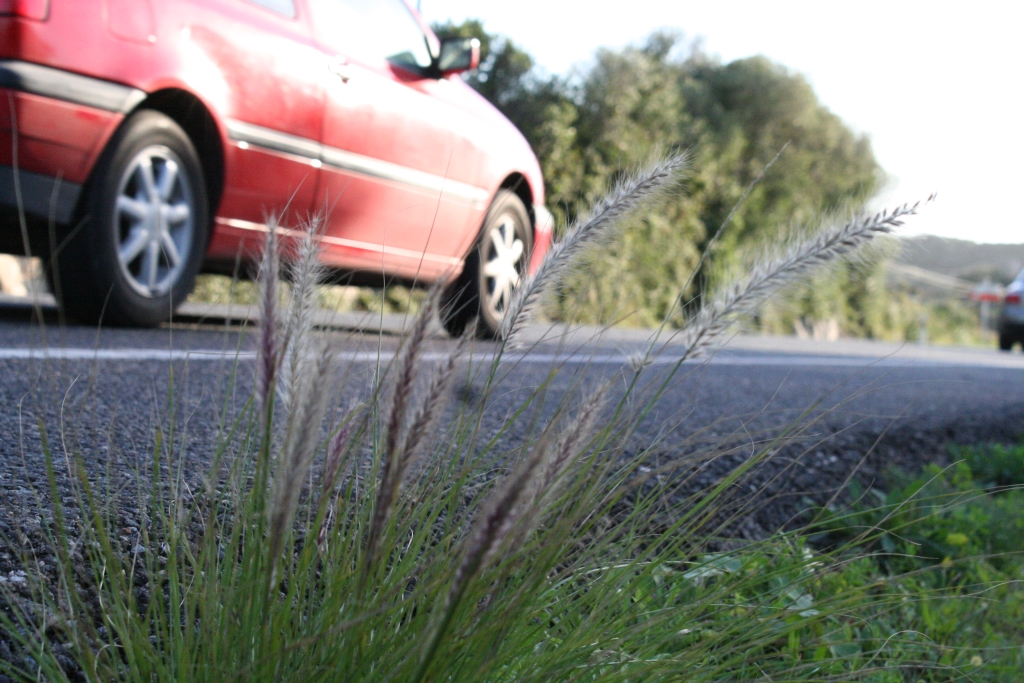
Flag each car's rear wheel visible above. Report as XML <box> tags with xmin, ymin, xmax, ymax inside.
<box><xmin>441</xmin><ymin>190</ymin><xmax>532</xmax><ymax>339</ymax></box>
<box><xmin>53</xmin><ymin>110</ymin><xmax>208</xmax><ymax>326</ymax></box>
<box><xmin>999</xmin><ymin>330</ymin><xmax>1015</xmax><ymax>352</ymax></box>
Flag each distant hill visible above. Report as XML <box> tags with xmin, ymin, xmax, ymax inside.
<box><xmin>896</xmin><ymin>235</ymin><xmax>1024</xmax><ymax>285</ymax></box>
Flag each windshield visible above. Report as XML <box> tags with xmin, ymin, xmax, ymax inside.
<box><xmin>310</xmin><ymin>0</ymin><xmax>433</xmax><ymax>71</ymax></box>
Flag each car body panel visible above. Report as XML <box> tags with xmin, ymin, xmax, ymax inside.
<box><xmin>999</xmin><ymin>272</ymin><xmax>1024</xmax><ymax>328</ymax></box>
<box><xmin>1003</xmin><ymin>304</ymin><xmax>1024</xmax><ymax>324</ymax></box>
<box><xmin>0</xmin><ymin>0</ymin><xmax>549</xmax><ymax>285</ymax></box>
<box><xmin>316</xmin><ymin>62</ymin><xmax>474</xmax><ymax>280</ymax></box>
<box><xmin>0</xmin><ymin>87</ymin><xmax>123</xmax><ymax>184</ymax></box>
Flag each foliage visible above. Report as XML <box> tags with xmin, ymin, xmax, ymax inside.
<box><xmin>920</xmin><ymin>297</ymin><xmax>988</xmax><ymax>347</ymax></box>
<box><xmin>634</xmin><ymin>530</ymin><xmax>1024</xmax><ymax>682</ymax></box>
<box><xmin>7</xmin><ymin>418</ymin><xmax>1021</xmax><ymax>680</ymax></box>
<box><xmin>189</xmin><ymin>274</ymin><xmax>424</xmax><ymax>314</ymax></box>
<box><xmin>0</xmin><ymin>173</ymin><xmax>962</xmax><ymax>681</ymax></box>
<box><xmin>189</xmin><ymin>273</ymin><xmax>259</xmax><ymax>306</ymax></box>
<box><xmin>813</xmin><ymin>463</ymin><xmax>1023</xmax><ymax>571</ymax></box>
<box><xmin>434</xmin><ymin>22</ymin><xmax>883</xmax><ymax>330</ymax></box>
<box><xmin>754</xmin><ymin>260</ymin><xmax>989</xmax><ymax>345</ymax></box>
<box><xmin>951</xmin><ymin>442</ymin><xmax>1024</xmax><ymax>488</ymax></box>
<box><xmin>806</xmin><ymin>457</ymin><xmax>1024</xmax><ymax>678</ymax></box>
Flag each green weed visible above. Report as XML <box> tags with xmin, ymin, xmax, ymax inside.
<box><xmin>0</xmin><ymin>162</ymin><xmax>980</xmax><ymax>681</ymax></box>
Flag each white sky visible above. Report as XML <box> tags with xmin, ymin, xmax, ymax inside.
<box><xmin>422</xmin><ymin>0</ymin><xmax>1024</xmax><ymax>244</ymax></box>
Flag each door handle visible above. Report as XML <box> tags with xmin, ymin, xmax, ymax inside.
<box><xmin>328</xmin><ymin>57</ymin><xmax>351</xmax><ymax>83</ymax></box>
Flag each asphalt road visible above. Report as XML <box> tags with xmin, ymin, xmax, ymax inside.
<box><xmin>1</xmin><ymin>307</ymin><xmax>1022</xmax><ymax>539</ymax></box>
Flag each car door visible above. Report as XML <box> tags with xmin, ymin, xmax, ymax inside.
<box><xmin>305</xmin><ymin>0</ymin><xmax>489</xmax><ymax>282</ymax></box>
<box><xmin>182</xmin><ymin>0</ymin><xmax>324</xmax><ymax>254</ymax></box>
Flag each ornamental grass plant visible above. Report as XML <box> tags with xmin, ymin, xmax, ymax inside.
<box><xmin>4</xmin><ymin>153</ymin><xmax>1011</xmax><ymax>683</ymax></box>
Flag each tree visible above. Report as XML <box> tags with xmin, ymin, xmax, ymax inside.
<box><xmin>436</xmin><ymin>21</ymin><xmax>886</xmax><ymax>330</ymax></box>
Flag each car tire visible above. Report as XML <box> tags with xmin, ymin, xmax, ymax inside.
<box><xmin>441</xmin><ymin>190</ymin><xmax>532</xmax><ymax>339</ymax></box>
<box><xmin>999</xmin><ymin>331</ymin><xmax>1015</xmax><ymax>352</ymax></box>
<box><xmin>52</xmin><ymin>110</ymin><xmax>208</xmax><ymax>327</ymax></box>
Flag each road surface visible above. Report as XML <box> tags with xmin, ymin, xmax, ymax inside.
<box><xmin>0</xmin><ymin>305</ymin><xmax>1022</xmax><ymax>538</ymax></box>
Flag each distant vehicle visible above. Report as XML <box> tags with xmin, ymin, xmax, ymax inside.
<box><xmin>998</xmin><ymin>269</ymin><xmax>1024</xmax><ymax>351</ymax></box>
<box><xmin>0</xmin><ymin>0</ymin><xmax>551</xmax><ymax>336</ymax></box>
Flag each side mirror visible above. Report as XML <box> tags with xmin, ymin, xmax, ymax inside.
<box><xmin>436</xmin><ymin>37</ymin><xmax>480</xmax><ymax>76</ymax></box>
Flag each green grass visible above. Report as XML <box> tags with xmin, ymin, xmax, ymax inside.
<box><xmin>5</xmin><ymin>357</ymin><xmax>1021</xmax><ymax>682</ymax></box>
<box><xmin>0</xmin><ymin>166</ymin><xmax>1007</xmax><ymax>681</ymax></box>
<box><xmin>807</xmin><ymin>456</ymin><xmax>1024</xmax><ymax>679</ymax></box>
<box><xmin>950</xmin><ymin>442</ymin><xmax>1024</xmax><ymax>488</ymax></box>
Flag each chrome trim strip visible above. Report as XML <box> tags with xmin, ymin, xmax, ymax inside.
<box><xmin>216</xmin><ymin>217</ymin><xmax>462</xmax><ymax>266</ymax></box>
<box><xmin>225</xmin><ymin>119</ymin><xmax>490</xmax><ymax>208</ymax></box>
<box><xmin>0</xmin><ymin>59</ymin><xmax>145</xmax><ymax>113</ymax></box>
<box><xmin>225</xmin><ymin>120</ymin><xmax>321</xmax><ymax>160</ymax></box>
<box><xmin>319</xmin><ymin>146</ymin><xmax>489</xmax><ymax>207</ymax></box>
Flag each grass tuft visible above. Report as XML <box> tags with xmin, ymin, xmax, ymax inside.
<box><xmin>1</xmin><ymin>155</ymin><xmax>992</xmax><ymax>682</ymax></box>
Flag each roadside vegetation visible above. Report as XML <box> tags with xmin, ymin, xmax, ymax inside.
<box><xmin>430</xmin><ymin>21</ymin><xmax>984</xmax><ymax>343</ymax></box>
<box><xmin>5</xmin><ymin>147</ymin><xmax>1012</xmax><ymax>681</ymax></box>
<box><xmin>188</xmin><ymin>274</ymin><xmax>428</xmax><ymax>316</ymax></box>
<box><xmin>185</xmin><ymin>24</ymin><xmax>987</xmax><ymax>345</ymax></box>
<box><xmin>808</xmin><ymin>452</ymin><xmax>1024</xmax><ymax>678</ymax></box>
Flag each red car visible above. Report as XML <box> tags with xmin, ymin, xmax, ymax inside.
<box><xmin>0</xmin><ymin>0</ymin><xmax>551</xmax><ymax>336</ymax></box>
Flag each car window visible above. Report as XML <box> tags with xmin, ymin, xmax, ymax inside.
<box><xmin>246</xmin><ymin>0</ymin><xmax>296</xmax><ymax>17</ymax></box>
<box><xmin>309</xmin><ymin>0</ymin><xmax>433</xmax><ymax>71</ymax></box>
<box><xmin>1015</xmin><ymin>269</ymin><xmax>1024</xmax><ymax>284</ymax></box>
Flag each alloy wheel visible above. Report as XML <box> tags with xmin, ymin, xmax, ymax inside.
<box><xmin>481</xmin><ymin>215</ymin><xmax>525</xmax><ymax>319</ymax></box>
<box><xmin>112</xmin><ymin>145</ymin><xmax>195</xmax><ymax>298</ymax></box>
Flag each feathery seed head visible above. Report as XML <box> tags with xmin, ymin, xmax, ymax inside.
<box><xmin>366</xmin><ymin>286</ymin><xmax>444</xmax><ymax>567</ymax></box>
<box><xmin>257</xmin><ymin>217</ymin><xmax>281</xmax><ymax>410</ymax></box>
<box><xmin>627</xmin><ymin>349</ymin><xmax>654</xmax><ymax>374</ymax></box>
<box><xmin>510</xmin><ymin>388</ymin><xmax>608</xmax><ymax>553</ymax></box>
<box><xmin>450</xmin><ymin>442</ymin><xmax>546</xmax><ymax>601</ymax></box>
<box><xmin>400</xmin><ymin>326</ymin><xmax>472</xmax><ymax>469</ymax></box>
<box><xmin>452</xmin><ymin>387</ymin><xmax>607</xmax><ymax>604</ymax></box>
<box><xmin>322</xmin><ymin>420</ymin><xmax>353</xmax><ymax>498</ymax></box>
<box><xmin>268</xmin><ymin>340</ymin><xmax>336</xmax><ymax>572</ymax></box>
<box><xmin>501</xmin><ymin>152</ymin><xmax>690</xmax><ymax>343</ymax></box>
<box><xmin>383</xmin><ymin>286</ymin><xmax>441</xmax><ymax>463</ymax></box>
<box><xmin>678</xmin><ymin>196</ymin><xmax>934</xmax><ymax>360</ymax></box>
<box><xmin>542</xmin><ymin>389</ymin><xmax>606</xmax><ymax>495</ymax></box>
<box><xmin>278</xmin><ymin>215</ymin><xmax>328</xmax><ymax>414</ymax></box>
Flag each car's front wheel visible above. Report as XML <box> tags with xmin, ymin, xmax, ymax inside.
<box><xmin>441</xmin><ymin>190</ymin><xmax>532</xmax><ymax>339</ymax></box>
<box><xmin>54</xmin><ymin>110</ymin><xmax>208</xmax><ymax>326</ymax></box>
